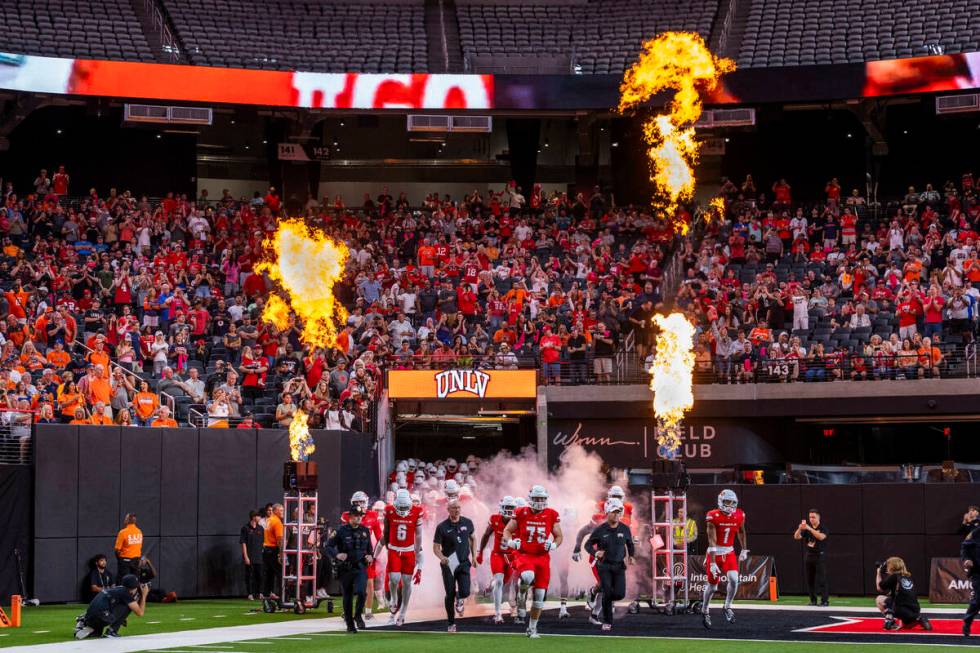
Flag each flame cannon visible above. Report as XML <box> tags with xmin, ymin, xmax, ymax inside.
<box><xmin>264</xmin><ymin>412</ymin><xmax>323</xmax><ymax>614</ymax></box>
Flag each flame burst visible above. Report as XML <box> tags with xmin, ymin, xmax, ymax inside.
<box><xmin>649</xmin><ymin>313</ymin><xmax>696</xmax><ymax>459</ymax></box>
<box><xmin>256</xmin><ymin>219</ymin><xmax>350</xmax><ymax>350</ymax></box>
<box><xmin>288</xmin><ymin>410</ymin><xmax>315</xmax><ymax>462</ymax></box>
<box><xmin>618</xmin><ymin>32</ymin><xmax>735</xmax><ymax>233</ymax></box>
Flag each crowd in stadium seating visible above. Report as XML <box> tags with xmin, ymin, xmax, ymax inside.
<box><xmin>0</xmin><ymin>174</ymin><xmax>674</xmax><ymax>434</ymax></box>
<box><xmin>1</xmin><ymin>166</ymin><xmax>977</xmax><ymax>439</ymax></box>
<box><xmin>678</xmin><ymin>173</ymin><xmax>980</xmax><ymax>383</ymax></box>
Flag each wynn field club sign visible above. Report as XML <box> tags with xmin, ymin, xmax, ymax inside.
<box><xmin>386</xmin><ymin>369</ymin><xmax>537</xmax><ymax>400</ymax></box>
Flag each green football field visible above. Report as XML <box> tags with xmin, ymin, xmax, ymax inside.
<box><xmin>1</xmin><ymin>597</ymin><xmax>974</xmax><ymax>652</ymax></box>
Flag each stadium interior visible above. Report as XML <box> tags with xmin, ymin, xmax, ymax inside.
<box><xmin>0</xmin><ymin>0</ymin><xmax>980</xmax><ymax>650</ymax></box>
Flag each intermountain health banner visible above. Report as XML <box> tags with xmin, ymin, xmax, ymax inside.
<box><xmin>686</xmin><ymin>555</ymin><xmax>775</xmax><ymax>600</ymax></box>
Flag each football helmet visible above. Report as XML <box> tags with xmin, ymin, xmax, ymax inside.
<box><xmin>528</xmin><ymin>485</ymin><xmax>548</xmax><ymax>511</ymax></box>
<box><xmin>444</xmin><ymin>479</ymin><xmax>460</xmax><ymax>500</ymax></box>
<box><xmin>351</xmin><ymin>491</ymin><xmax>369</xmax><ymax>510</ymax></box>
<box><xmin>394</xmin><ymin>490</ymin><xmax>412</xmax><ymax>517</ymax></box>
<box><xmin>500</xmin><ymin>495</ymin><xmax>517</xmax><ymax>518</ymax></box>
<box><xmin>717</xmin><ymin>489</ymin><xmax>738</xmax><ymax>515</ymax></box>
<box><xmin>607</xmin><ymin>485</ymin><xmax>626</xmax><ymax>501</ymax></box>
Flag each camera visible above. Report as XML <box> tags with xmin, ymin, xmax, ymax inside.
<box><xmin>874</xmin><ymin>560</ymin><xmax>888</xmax><ymax>576</ymax></box>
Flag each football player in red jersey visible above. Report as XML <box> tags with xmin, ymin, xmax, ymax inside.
<box><xmin>701</xmin><ymin>489</ymin><xmax>748</xmax><ymax>629</ymax></box>
<box><xmin>572</xmin><ymin>508</ymin><xmax>607</xmax><ymax>624</ymax></box>
<box><xmin>503</xmin><ymin>485</ymin><xmax>563</xmax><ymax>639</ymax></box>
<box><xmin>341</xmin><ymin>491</ymin><xmax>384</xmax><ymax>618</ymax></box>
<box><xmin>595</xmin><ymin>486</ymin><xmax>634</xmax><ymax>526</ymax></box>
<box><xmin>477</xmin><ymin>496</ymin><xmax>518</xmax><ymax>623</ymax></box>
<box><xmin>377</xmin><ymin>489</ymin><xmax>423</xmax><ymax>626</ymax></box>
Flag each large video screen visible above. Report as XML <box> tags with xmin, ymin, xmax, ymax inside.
<box><xmin>0</xmin><ymin>50</ymin><xmax>978</xmax><ymax>110</ymax></box>
<box><xmin>0</xmin><ymin>53</ymin><xmax>494</xmax><ymax>109</ymax></box>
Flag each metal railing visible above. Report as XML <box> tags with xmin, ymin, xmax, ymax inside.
<box><xmin>691</xmin><ymin>346</ymin><xmax>978</xmax><ymax>385</ymax></box>
<box><xmin>145</xmin><ymin>0</ymin><xmax>181</xmax><ymax>63</ymax></box>
<box><xmin>73</xmin><ymin>339</ymin><xmax>176</xmax><ymax>416</ymax></box>
<box><xmin>0</xmin><ymin>408</ymin><xmax>35</xmax><ymax>465</ymax></box>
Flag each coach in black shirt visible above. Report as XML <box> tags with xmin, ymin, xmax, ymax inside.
<box><xmin>794</xmin><ymin>508</ymin><xmax>829</xmax><ymax>606</ymax></box>
<box><xmin>584</xmin><ymin>498</ymin><xmax>634</xmax><ymax>630</ymax></box>
<box><xmin>433</xmin><ymin>501</ymin><xmax>476</xmax><ymax>632</ymax></box>
<box><xmin>240</xmin><ymin>511</ymin><xmax>264</xmax><ymax>600</ymax></box>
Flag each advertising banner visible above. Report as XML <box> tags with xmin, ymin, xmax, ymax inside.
<box><xmin>686</xmin><ymin>555</ymin><xmax>775</xmax><ymax>600</ymax></box>
<box><xmin>387</xmin><ymin>369</ymin><xmax>537</xmax><ymax>400</ymax></box>
<box><xmin>929</xmin><ymin>557</ymin><xmax>973</xmax><ymax>604</ymax></box>
<box><xmin>546</xmin><ymin>418</ymin><xmax>782</xmax><ymax>469</ymax></box>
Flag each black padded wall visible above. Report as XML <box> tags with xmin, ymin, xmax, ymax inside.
<box><xmin>33</xmin><ymin>425</ymin><xmax>375</xmax><ymax>602</ymax></box>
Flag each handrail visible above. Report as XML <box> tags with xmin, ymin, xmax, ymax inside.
<box><xmin>74</xmin><ymin>339</ymin><xmax>176</xmax><ymax>415</ymax></box>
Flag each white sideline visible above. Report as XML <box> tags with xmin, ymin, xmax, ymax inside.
<box><xmin>5</xmin><ymin>601</ymin><xmax>964</xmax><ymax>652</ymax></box>
<box><xmin>4</xmin><ymin>603</ymin><xmax>504</xmax><ymax>653</ymax></box>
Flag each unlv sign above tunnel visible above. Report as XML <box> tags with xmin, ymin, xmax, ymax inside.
<box><xmin>387</xmin><ymin>369</ymin><xmax>537</xmax><ymax>400</ymax></box>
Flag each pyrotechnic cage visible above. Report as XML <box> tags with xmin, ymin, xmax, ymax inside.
<box><xmin>650</xmin><ymin>490</ymin><xmax>690</xmax><ymax>613</ymax></box>
<box><xmin>266</xmin><ymin>462</ymin><xmax>322</xmax><ymax>614</ymax></box>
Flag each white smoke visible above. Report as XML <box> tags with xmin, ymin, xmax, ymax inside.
<box><xmin>401</xmin><ymin>445</ymin><xmax>617</xmax><ymax>611</ymax></box>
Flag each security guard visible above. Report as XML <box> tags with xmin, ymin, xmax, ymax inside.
<box><xmin>114</xmin><ymin>513</ymin><xmax>143</xmax><ymax>580</ymax></box>
<box><xmin>961</xmin><ymin>523</ymin><xmax>980</xmax><ymax>637</ymax></box>
<box><xmin>327</xmin><ymin>504</ymin><xmax>374</xmax><ymax>633</ymax></box>
<box><xmin>584</xmin><ymin>498</ymin><xmax>635</xmax><ymax>631</ymax></box>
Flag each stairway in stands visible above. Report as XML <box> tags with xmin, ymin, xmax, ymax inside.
<box><xmin>719</xmin><ymin>0</ymin><xmax>754</xmax><ymax>62</ymax></box>
<box><xmin>425</xmin><ymin>0</ymin><xmax>464</xmax><ymax>73</ymax></box>
<box><xmin>130</xmin><ymin>0</ymin><xmax>184</xmax><ymax>63</ymax></box>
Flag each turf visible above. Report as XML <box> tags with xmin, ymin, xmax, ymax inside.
<box><xmin>0</xmin><ymin>598</ymin><xmax>339</xmax><ymax>647</ymax></box>
<box><xmin>133</xmin><ymin>631</ymin><xmax>979</xmax><ymax>653</ymax></box>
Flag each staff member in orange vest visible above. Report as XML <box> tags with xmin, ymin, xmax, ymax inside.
<box><xmin>262</xmin><ymin>503</ymin><xmax>285</xmax><ymax>600</ymax></box>
<box><xmin>115</xmin><ymin>513</ymin><xmax>144</xmax><ymax>579</ymax></box>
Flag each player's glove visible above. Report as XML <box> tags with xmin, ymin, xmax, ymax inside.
<box><xmin>738</xmin><ymin>549</ymin><xmax>749</xmax><ymax>562</ymax></box>
<box><xmin>413</xmin><ymin>569</ymin><xmax>422</xmax><ymax>585</ymax></box>
<box><xmin>545</xmin><ymin>540</ymin><xmax>558</xmax><ymax>552</ymax></box>
<box><xmin>476</xmin><ymin>552</ymin><xmax>484</xmax><ymax>565</ymax></box>
<box><xmin>571</xmin><ymin>552</ymin><xmax>581</xmax><ymax>562</ymax></box>
<box><xmin>710</xmin><ymin>563</ymin><xmax>721</xmax><ymax>578</ymax></box>
<box><xmin>508</xmin><ymin>539</ymin><xmax>522</xmax><ymax>550</ymax></box>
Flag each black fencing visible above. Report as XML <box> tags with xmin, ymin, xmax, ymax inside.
<box><xmin>678</xmin><ymin>483</ymin><xmax>976</xmax><ymax>596</ymax></box>
<box><xmin>33</xmin><ymin>424</ymin><xmax>377</xmax><ymax>603</ymax></box>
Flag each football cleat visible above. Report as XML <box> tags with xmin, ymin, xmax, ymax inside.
<box><xmin>492</xmin><ymin>615</ymin><xmax>504</xmax><ymax>624</ymax></box>
<box><xmin>386</xmin><ymin>613</ymin><xmax>397</xmax><ymax>626</ymax></box>
<box><xmin>558</xmin><ymin>606</ymin><xmax>569</xmax><ymax>619</ymax></box>
<box><xmin>589</xmin><ymin>615</ymin><xmax>602</xmax><ymax>625</ymax></box>
<box><xmin>527</xmin><ymin>626</ymin><xmax>540</xmax><ymax>639</ymax></box>
<box><xmin>395</xmin><ymin>613</ymin><xmax>405</xmax><ymax>627</ymax></box>
<box><xmin>702</xmin><ymin>613</ymin><xmax>712</xmax><ymax>629</ymax></box>
<box><xmin>723</xmin><ymin>608</ymin><xmax>735</xmax><ymax>624</ymax></box>
<box><xmin>601</xmin><ymin>623</ymin><xmax>612</xmax><ymax>632</ymax></box>
<box><xmin>455</xmin><ymin>598</ymin><xmax>465</xmax><ymax>616</ymax></box>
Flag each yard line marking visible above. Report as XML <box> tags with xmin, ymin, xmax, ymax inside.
<box><xmin>275</xmin><ymin>637</ymin><xmax>312</xmax><ymax>641</ymax></box>
<box><xmin>191</xmin><ymin>646</ymin><xmax>236</xmax><ymax>649</ymax></box>
<box><xmin>179</xmin><ymin>617</ymin><xmax>197</xmax><ymax>621</ymax></box>
<box><xmin>148</xmin><ymin>621</ymin><xmax>162</xmax><ymax>624</ymax></box>
<box><xmin>33</xmin><ymin>630</ymin><xmax>50</xmax><ymax>634</ymax></box>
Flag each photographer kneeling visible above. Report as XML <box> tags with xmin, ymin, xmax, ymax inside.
<box><xmin>75</xmin><ymin>574</ymin><xmax>148</xmax><ymax>639</ymax></box>
<box><xmin>875</xmin><ymin>557</ymin><xmax>931</xmax><ymax>631</ymax></box>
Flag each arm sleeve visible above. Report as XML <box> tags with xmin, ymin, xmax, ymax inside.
<box><xmin>583</xmin><ymin>526</ymin><xmax>602</xmax><ymax>556</ymax></box>
<box><xmin>325</xmin><ymin>531</ymin><xmax>340</xmax><ymax>558</ymax></box>
<box><xmin>624</xmin><ymin>526</ymin><xmax>635</xmax><ymax>557</ymax></box>
<box><xmin>114</xmin><ymin>530</ymin><xmax>125</xmax><ymax>554</ymax></box>
<box><xmin>574</xmin><ymin>523</ymin><xmax>593</xmax><ymax>553</ymax></box>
